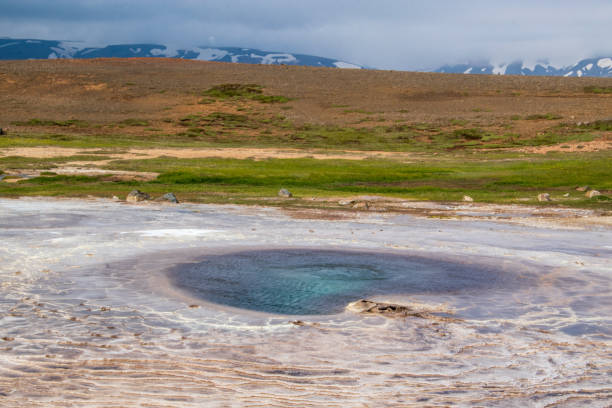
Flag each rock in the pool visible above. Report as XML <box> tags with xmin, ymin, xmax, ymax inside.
<box><xmin>278</xmin><ymin>188</ymin><xmax>292</xmax><ymax>198</ymax></box>
<box><xmin>347</xmin><ymin>299</ymin><xmax>425</xmax><ymax>318</ymax></box>
<box><xmin>126</xmin><ymin>189</ymin><xmax>150</xmax><ymax>203</ymax></box>
<box><xmin>346</xmin><ymin>299</ymin><xmax>460</xmax><ymax>322</ymax></box>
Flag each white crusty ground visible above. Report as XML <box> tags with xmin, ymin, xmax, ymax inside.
<box><xmin>0</xmin><ymin>197</ymin><xmax>610</xmax><ymax>407</ymax></box>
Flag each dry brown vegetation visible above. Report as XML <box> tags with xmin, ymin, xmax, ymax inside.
<box><xmin>1</xmin><ymin>58</ymin><xmax>611</xmax><ymax>142</ymax></box>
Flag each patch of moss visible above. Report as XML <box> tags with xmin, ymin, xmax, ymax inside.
<box><xmin>525</xmin><ymin>113</ymin><xmax>563</xmax><ymax>120</ymax></box>
<box><xmin>120</xmin><ymin>119</ymin><xmax>150</xmax><ymax>126</ymax></box>
<box><xmin>13</xmin><ymin>119</ymin><xmax>89</xmax><ymax>128</ymax></box>
<box><xmin>584</xmin><ymin>86</ymin><xmax>612</xmax><ymax>94</ymax></box>
<box><xmin>203</xmin><ymin>84</ymin><xmax>290</xmax><ymax>103</ymax></box>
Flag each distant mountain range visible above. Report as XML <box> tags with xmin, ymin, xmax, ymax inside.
<box><xmin>2</xmin><ymin>38</ymin><xmax>611</xmax><ymax>77</ymax></box>
<box><xmin>435</xmin><ymin>57</ymin><xmax>612</xmax><ymax>77</ymax></box>
<box><xmin>0</xmin><ymin>38</ymin><xmax>364</xmax><ymax>69</ymax></box>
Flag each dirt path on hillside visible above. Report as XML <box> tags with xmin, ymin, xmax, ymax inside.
<box><xmin>510</xmin><ymin>138</ymin><xmax>612</xmax><ymax>154</ymax></box>
<box><xmin>0</xmin><ymin>146</ymin><xmax>417</xmax><ymax>163</ymax></box>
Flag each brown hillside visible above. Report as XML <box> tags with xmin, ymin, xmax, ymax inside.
<box><xmin>1</xmin><ymin>58</ymin><xmax>611</xmax><ymax>125</ymax></box>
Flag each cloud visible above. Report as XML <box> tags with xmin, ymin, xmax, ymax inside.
<box><xmin>1</xmin><ymin>0</ymin><xmax>611</xmax><ymax>70</ymax></box>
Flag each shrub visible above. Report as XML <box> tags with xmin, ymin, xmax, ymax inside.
<box><xmin>453</xmin><ymin>128</ymin><xmax>485</xmax><ymax>140</ymax></box>
<box><xmin>578</xmin><ymin>119</ymin><xmax>612</xmax><ymax>131</ymax></box>
<box><xmin>203</xmin><ymin>84</ymin><xmax>290</xmax><ymax>103</ymax></box>
<box><xmin>584</xmin><ymin>86</ymin><xmax>612</xmax><ymax>94</ymax></box>
<box><xmin>525</xmin><ymin>113</ymin><xmax>562</xmax><ymax>120</ymax></box>
<box><xmin>120</xmin><ymin>119</ymin><xmax>149</xmax><ymax>126</ymax></box>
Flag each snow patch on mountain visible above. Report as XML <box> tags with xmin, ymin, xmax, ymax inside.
<box><xmin>333</xmin><ymin>61</ymin><xmax>362</xmax><ymax>69</ymax></box>
<box><xmin>492</xmin><ymin>64</ymin><xmax>508</xmax><ymax>75</ymax></box>
<box><xmin>597</xmin><ymin>58</ymin><xmax>612</xmax><ymax>68</ymax></box>
<box><xmin>194</xmin><ymin>48</ymin><xmax>229</xmax><ymax>61</ymax></box>
<box><xmin>251</xmin><ymin>53</ymin><xmax>297</xmax><ymax>65</ymax></box>
<box><xmin>0</xmin><ymin>42</ymin><xmax>19</xmax><ymax>49</ymax></box>
<box><xmin>0</xmin><ymin>38</ymin><xmax>364</xmax><ymax>70</ymax></box>
<box><xmin>436</xmin><ymin>56</ymin><xmax>612</xmax><ymax>77</ymax></box>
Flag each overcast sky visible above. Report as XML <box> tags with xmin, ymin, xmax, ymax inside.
<box><xmin>1</xmin><ymin>0</ymin><xmax>611</xmax><ymax>70</ymax></box>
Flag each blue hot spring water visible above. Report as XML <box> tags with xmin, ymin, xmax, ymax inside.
<box><xmin>166</xmin><ymin>249</ymin><xmax>515</xmax><ymax>315</ymax></box>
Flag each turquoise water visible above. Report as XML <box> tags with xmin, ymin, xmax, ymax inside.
<box><xmin>167</xmin><ymin>249</ymin><xmax>515</xmax><ymax>315</ymax></box>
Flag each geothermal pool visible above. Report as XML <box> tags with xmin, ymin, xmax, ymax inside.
<box><xmin>0</xmin><ymin>198</ymin><xmax>610</xmax><ymax>407</ymax></box>
<box><xmin>167</xmin><ymin>249</ymin><xmax>532</xmax><ymax>316</ymax></box>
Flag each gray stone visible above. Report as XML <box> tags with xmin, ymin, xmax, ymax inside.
<box><xmin>278</xmin><ymin>188</ymin><xmax>292</xmax><ymax>198</ymax></box>
<box><xmin>156</xmin><ymin>192</ymin><xmax>179</xmax><ymax>203</ymax></box>
<box><xmin>462</xmin><ymin>195</ymin><xmax>474</xmax><ymax>202</ymax></box>
<box><xmin>537</xmin><ymin>193</ymin><xmax>551</xmax><ymax>202</ymax></box>
<box><xmin>586</xmin><ymin>190</ymin><xmax>601</xmax><ymax>198</ymax></box>
<box><xmin>563</xmin><ymin>193</ymin><xmax>570</xmax><ymax>197</ymax></box>
<box><xmin>126</xmin><ymin>189</ymin><xmax>150</xmax><ymax>203</ymax></box>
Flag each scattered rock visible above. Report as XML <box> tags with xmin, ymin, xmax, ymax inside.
<box><xmin>156</xmin><ymin>192</ymin><xmax>179</xmax><ymax>203</ymax></box>
<box><xmin>111</xmin><ymin>195</ymin><xmax>120</xmax><ymax>201</ymax></box>
<box><xmin>126</xmin><ymin>189</ymin><xmax>150</xmax><ymax>203</ymax></box>
<box><xmin>563</xmin><ymin>193</ymin><xmax>570</xmax><ymax>197</ymax></box>
<box><xmin>586</xmin><ymin>190</ymin><xmax>601</xmax><ymax>198</ymax></box>
<box><xmin>338</xmin><ymin>199</ymin><xmax>356</xmax><ymax>206</ymax></box>
<box><xmin>290</xmin><ymin>320</ymin><xmax>320</xmax><ymax>327</ymax></box>
<box><xmin>576</xmin><ymin>185</ymin><xmax>590</xmax><ymax>192</ymax></box>
<box><xmin>278</xmin><ymin>188</ymin><xmax>292</xmax><ymax>198</ymax></box>
<box><xmin>352</xmin><ymin>201</ymin><xmax>370</xmax><ymax>210</ymax></box>
<box><xmin>537</xmin><ymin>193</ymin><xmax>551</xmax><ymax>202</ymax></box>
<box><xmin>462</xmin><ymin>195</ymin><xmax>474</xmax><ymax>202</ymax></box>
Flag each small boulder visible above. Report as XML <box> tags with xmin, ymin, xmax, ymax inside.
<box><xmin>156</xmin><ymin>192</ymin><xmax>179</xmax><ymax>203</ymax></box>
<box><xmin>576</xmin><ymin>186</ymin><xmax>590</xmax><ymax>192</ymax></box>
<box><xmin>462</xmin><ymin>195</ymin><xmax>474</xmax><ymax>202</ymax></box>
<box><xmin>278</xmin><ymin>188</ymin><xmax>292</xmax><ymax>198</ymax></box>
<box><xmin>338</xmin><ymin>199</ymin><xmax>356</xmax><ymax>206</ymax></box>
<box><xmin>126</xmin><ymin>189</ymin><xmax>150</xmax><ymax>203</ymax></box>
<box><xmin>352</xmin><ymin>201</ymin><xmax>370</xmax><ymax>210</ymax></box>
<box><xmin>586</xmin><ymin>190</ymin><xmax>601</xmax><ymax>198</ymax></box>
<box><xmin>563</xmin><ymin>193</ymin><xmax>570</xmax><ymax>197</ymax></box>
<box><xmin>537</xmin><ymin>193</ymin><xmax>551</xmax><ymax>202</ymax></box>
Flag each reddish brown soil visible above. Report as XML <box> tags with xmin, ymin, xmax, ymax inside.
<box><xmin>1</xmin><ymin>58</ymin><xmax>611</xmax><ymax>133</ymax></box>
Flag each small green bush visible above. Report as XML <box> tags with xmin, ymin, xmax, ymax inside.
<box><xmin>15</xmin><ymin>119</ymin><xmax>89</xmax><ymax>127</ymax></box>
<box><xmin>525</xmin><ymin>113</ymin><xmax>562</xmax><ymax>120</ymax></box>
<box><xmin>578</xmin><ymin>119</ymin><xmax>612</xmax><ymax>131</ymax></box>
<box><xmin>453</xmin><ymin>128</ymin><xmax>485</xmax><ymax>140</ymax></box>
<box><xmin>203</xmin><ymin>84</ymin><xmax>290</xmax><ymax>104</ymax></box>
<box><xmin>584</xmin><ymin>86</ymin><xmax>612</xmax><ymax>94</ymax></box>
<box><xmin>120</xmin><ymin>119</ymin><xmax>149</xmax><ymax>126</ymax></box>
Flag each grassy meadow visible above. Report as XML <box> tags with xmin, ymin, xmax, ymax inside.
<box><xmin>0</xmin><ymin>59</ymin><xmax>610</xmax><ymax>210</ymax></box>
